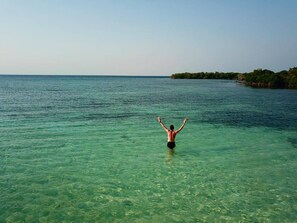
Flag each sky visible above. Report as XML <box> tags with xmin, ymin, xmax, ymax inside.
<box><xmin>0</xmin><ymin>0</ymin><xmax>297</xmax><ymax>75</ymax></box>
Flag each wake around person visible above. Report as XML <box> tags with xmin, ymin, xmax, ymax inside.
<box><xmin>157</xmin><ymin>117</ymin><xmax>187</xmax><ymax>150</ymax></box>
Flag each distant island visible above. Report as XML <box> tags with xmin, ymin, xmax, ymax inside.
<box><xmin>171</xmin><ymin>67</ymin><xmax>297</xmax><ymax>89</ymax></box>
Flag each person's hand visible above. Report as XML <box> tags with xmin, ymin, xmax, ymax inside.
<box><xmin>157</xmin><ymin>117</ymin><xmax>161</xmax><ymax>123</ymax></box>
<box><xmin>183</xmin><ymin>117</ymin><xmax>188</xmax><ymax>123</ymax></box>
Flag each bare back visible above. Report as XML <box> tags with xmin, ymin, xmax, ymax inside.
<box><xmin>167</xmin><ymin>130</ymin><xmax>177</xmax><ymax>142</ymax></box>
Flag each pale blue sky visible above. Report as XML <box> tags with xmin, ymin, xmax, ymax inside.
<box><xmin>0</xmin><ymin>0</ymin><xmax>296</xmax><ymax>75</ymax></box>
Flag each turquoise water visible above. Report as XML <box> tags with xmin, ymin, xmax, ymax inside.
<box><xmin>1</xmin><ymin>76</ymin><xmax>297</xmax><ymax>222</ymax></box>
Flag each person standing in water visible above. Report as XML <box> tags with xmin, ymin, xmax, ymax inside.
<box><xmin>157</xmin><ymin>117</ymin><xmax>187</xmax><ymax>149</ymax></box>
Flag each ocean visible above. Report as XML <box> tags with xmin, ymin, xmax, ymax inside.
<box><xmin>1</xmin><ymin>75</ymin><xmax>297</xmax><ymax>222</ymax></box>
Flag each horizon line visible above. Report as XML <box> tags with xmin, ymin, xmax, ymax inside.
<box><xmin>0</xmin><ymin>73</ymin><xmax>170</xmax><ymax>78</ymax></box>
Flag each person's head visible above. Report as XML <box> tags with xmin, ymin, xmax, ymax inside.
<box><xmin>170</xmin><ymin>125</ymin><xmax>174</xmax><ymax>130</ymax></box>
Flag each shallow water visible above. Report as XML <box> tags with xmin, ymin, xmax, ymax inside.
<box><xmin>1</xmin><ymin>76</ymin><xmax>297</xmax><ymax>222</ymax></box>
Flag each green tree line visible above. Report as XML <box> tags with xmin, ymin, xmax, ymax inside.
<box><xmin>171</xmin><ymin>67</ymin><xmax>297</xmax><ymax>89</ymax></box>
<box><xmin>171</xmin><ymin>72</ymin><xmax>238</xmax><ymax>80</ymax></box>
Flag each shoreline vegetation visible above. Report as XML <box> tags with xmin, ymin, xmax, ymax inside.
<box><xmin>171</xmin><ymin>67</ymin><xmax>297</xmax><ymax>89</ymax></box>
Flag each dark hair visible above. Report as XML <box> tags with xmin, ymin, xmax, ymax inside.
<box><xmin>170</xmin><ymin>125</ymin><xmax>174</xmax><ymax>130</ymax></box>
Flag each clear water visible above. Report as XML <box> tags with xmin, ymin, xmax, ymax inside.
<box><xmin>1</xmin><ymin>76</ymin><xmax>297</xmax><ymax>222</ymax></box>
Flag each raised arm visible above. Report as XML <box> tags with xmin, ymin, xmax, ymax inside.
<box><xmin>176</xmin><ymin>118</ymin><xmax>188</xmax><ymax>133</ymax></box>
<box><xmin>157</xmin><ymin>117</ymin><xmax>169</xmax><ymax>132</ymax></box>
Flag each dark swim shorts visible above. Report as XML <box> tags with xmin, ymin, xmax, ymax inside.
<box><xmin>167</xmin><ymin>142</ymin><xmax>176</xmax><ymax>149</ymax></box>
